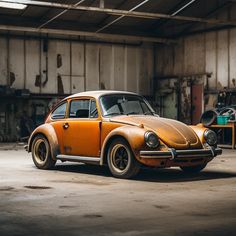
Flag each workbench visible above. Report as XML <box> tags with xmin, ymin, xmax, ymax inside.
<box><xmin>210</xmin><ymin>122</ymin><xmax>236</xmax><ymax>149</ymax></box>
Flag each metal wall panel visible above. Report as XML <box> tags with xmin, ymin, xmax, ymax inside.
<box><xmin>0</xmin><ymin>38</ymin><xmax>7</xmax><ymax>86</ymax></box>
<box><xmin>71</xmin><ymin>42</ymin><xmax>85</xmax><ymax>93</ymax></box>
<box><xmin>0</xmin><ymin>36</ymin><xmax>153</xmax><ymax>96</ymax></box>
<box><xmin>217</xmin><ymin>30</ymin><xmax>229</xmax><ymax>89</ymax></box>
<box><xmin>41</xmin><ymin>40</ymin><xmax>57</xmax><ymax>94</ymax></box>
<box><xmin>9</xmin><ymin>39</ymin><xmax>24</xmax><ymax>89</ymax></box>
<box><xmin>99</xmin><ymin>44</ymin><xmax>112</xmax><ymax>90</ymax></box>
<box><xmin>173</xmin><ymin>38</ymin><xmax>184</xmax><ymax>75</ymax></box>
<box><xmin>85</xmin><ymin>44</ymin><xmax>99</xmax><ymax>91</ymax></box>
<box><xmin>139</xmin><ymin>45</ymin><xmax>152</xmax><ymax>95</ymax></box>
<box><xmin>156</xmin><ymin>29</ymin><xmax>236</xmax><ymax>91</ymax></box>
<box><xmin>25</xmin><ymin>39</ymin><xmax>40</xmax><ymax>93</ymax></box>
<box><xmin>229</xmin><ymin>28</ymin><xmax>236</xmax><ymax>89</ymax></box>
<box><xmin>56</xmin><ymin>41</ymin><xmax>70</xmax><ymax>94</ymax></box>
<box><xmin>205</xmin><ymin>32</ymin><xmax>217</xmax><ymax>89</ymax></box>
<box><xmin>126</xmin><ymin>47</ymin><xmax>138</xmax><ymax>92</ymax></box>
<box><xmin>184</xmin><ymin>34</ymin><xmax>205</xmax><ymax>75</ymax></box>
<box><xmin>114</xmin><ymin>45</ymin><xmax>125</xmax><ymax>91</ymax></box>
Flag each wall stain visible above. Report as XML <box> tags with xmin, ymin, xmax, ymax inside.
<box><xmin>35</xmin><ymin>75</ymin><xmax>41</xmax><ymax>87</ymax></box>
<box><xmin>100</xmin><ymin>82</ymin><xmax>106</xmax><ymax>89</ymax></box>
<box><xmin>9</xmin><ymin>72</ymin><xmax>15</xmax><ymax>86</ymax></box>
<box><xmin>57</xmin><ymin>75</ymin><xmax>64</xmax><ymax>94</ymax></box>
<box><xmin>83</xmin><ymin>214</ymin><xmax>103</xmax><ymax>218</ymax></box>
<box><xmin>24</xmin><ymin>185</ymin><xmax>52</xmax><ymax>190</ymax></box>
<box><xmin>57</xmin><ymin>54</ymin><xmax>62</xmax><ymax>68</ymax></box>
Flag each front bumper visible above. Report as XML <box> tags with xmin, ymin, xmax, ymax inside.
<box><xmin>140</xmin><ymin>147</ymin><xmax>222</xmax><ymax>160</ymax></box>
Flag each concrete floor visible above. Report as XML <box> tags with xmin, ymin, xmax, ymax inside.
<box><xmin>0</xmin><ymin>146</ymin><xmax>236</xmax><ymax>236</ymax></box>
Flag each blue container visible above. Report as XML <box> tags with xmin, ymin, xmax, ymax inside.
<box><xmin>217</xmin><ymin>115</ymin><xmax>229</xmax><ymax>125</ymax></box>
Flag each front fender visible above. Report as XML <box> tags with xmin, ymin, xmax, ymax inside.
<box><xmin>28</xmin><ymin>123</ymin><xmax>60</xmax><ymax>160</ymax></box>
<box><xmin>100</xmin><ymin>125</ymin><xmax>146</xmax><ymax>165</ymax></box>
<box><xmin>189</xmin><ymin>124</ymin><xmax>208</xmax><ymax>144</ymax></box>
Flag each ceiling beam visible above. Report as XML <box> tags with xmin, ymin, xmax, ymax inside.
<box><xmin>38</xmin><ymin>0</ymin><xmax>86</xmax><ymax>29</ymax></box>
<box><xmin>173</xmin><ymin>1</ymin><xmax>232</xmax><ymax>37</ymax></box>
<box><xmin>148</xmin><ymin>0</ymin><xmax>196</xmax><ymax>34</ymax></box>
<box><xmin>2</xmin><ymin>0</ymin><xmax>236</xmax><ymax>26</ymax></box>
<box><xmin>0</xmin><ymin>24</ymin><xmax>176</xmax><ymax>44</ymax></box>
<box><xmin>96</xmin><ymin>0</ymin><xmax>150</xmax><ymax>33</ymax></box>
<box><xmin>95</xmin><ymin>0</ymin><xmax>126</xmax><ymax>29</ymax></box>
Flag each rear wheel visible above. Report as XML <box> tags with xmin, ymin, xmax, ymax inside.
<box><xmin>107</xmin><ymin>138</ymin><xmax>140</xmax><ymax>179</ymax></box>
<box><xmin>31</xmin><ymin>135</ymin><xmax>56</xmax><ymax>169</ymax></box>
<box><xmin>180</xmin><ymin>164</ymin><xmax>207</xmax><ymax>173</ymax></box>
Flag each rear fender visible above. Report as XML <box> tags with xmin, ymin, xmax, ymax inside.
<box><xmin>28</xmin><ymin>124</ymin><xmax>60</xmax><ymax>160</ymax></box>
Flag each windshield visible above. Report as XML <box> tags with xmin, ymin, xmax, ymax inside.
<box><xmin>100</xmin><ymin>94</ymin><xmax>155</xmax><ymax>117</ymax></box>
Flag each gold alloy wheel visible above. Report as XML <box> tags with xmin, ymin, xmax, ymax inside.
<box><xmin>110</xmin><ymin>144</ymin><xmax>131</xmax><ymax>173</ymax></box>
<box><xmin>33</xmin><ymin>138</ymin><xmax>49</xmax><ymax>165</ymax></box>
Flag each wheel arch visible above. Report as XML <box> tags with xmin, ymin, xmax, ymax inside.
<box><xmin>28</xmin><ymin>124</ymin><xmax>60</xmax><ymax>160</ymax></box>
<box><xmin>100</xmin><ymin>126</ymin><xmax>146</xmax><ymax>165</ymax></box>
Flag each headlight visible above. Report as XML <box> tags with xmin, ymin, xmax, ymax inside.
<box><xmin>204</xmin><ymin>129</ymin><xmax>217</xmax><ymax>146</ymax></box>
<box><xmin>144</xmin><ymin>131</ymin><xmax>160</xmax><ymax>148</ymax></box>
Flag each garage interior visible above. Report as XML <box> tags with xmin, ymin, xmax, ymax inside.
<box><xmin>0</xmin><ymin>0</ymin><xmax>236</xmax><ymax>235</ymax></box>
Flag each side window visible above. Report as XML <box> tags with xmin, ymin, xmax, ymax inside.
<box><xmin>69</xmin><ymin>100</ymin><xmax>90</xmax><ymax>118</ymax></box>
<box><xmin>51</xmin><ymin>102</ymin><xmax>67</xmax><ymax>119</ymax></box>
<box><xmin>90</xmin><ymin>100</ymin><xmax>98</xmax><ymax>118</ymax></box>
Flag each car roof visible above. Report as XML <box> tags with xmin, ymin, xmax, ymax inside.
<box><xmin>64</xmin><ymin>90</ymin><xmax>138</xmax><ymax>100</ymax></box>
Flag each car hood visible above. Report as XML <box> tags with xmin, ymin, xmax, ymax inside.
<box><xmin>110</xmin><ymin>115</ymin><xmax>202</xmax><ymax>149</ymax></box>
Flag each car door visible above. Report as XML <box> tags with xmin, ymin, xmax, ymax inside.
<box><xmin>62</xmin><ymin>98</ymin><xmax>101</xmax><ymax>157</ymax></box>
<box><xmin>49</xmin><ymin>101</ymin><xmax>68</xmax><ymax>154</ymax></box>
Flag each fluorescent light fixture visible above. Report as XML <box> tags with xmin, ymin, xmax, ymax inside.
<box><xmin>0</xmin><ymin>0</ymin><xmax>27</xmax><ymax>10</ymax></box>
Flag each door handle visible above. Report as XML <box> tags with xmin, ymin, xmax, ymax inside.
<box><xmin>63</xmin><ymin>122</ymin><xmax>69</xmax><ymax>129</ymax></box>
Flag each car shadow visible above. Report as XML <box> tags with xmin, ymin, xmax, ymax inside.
<box><xmin>53</xmin><ymin>163</ymin><xmax>236</xmax><ymax>183</ymax></box>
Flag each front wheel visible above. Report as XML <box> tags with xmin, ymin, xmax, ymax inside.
<box><xmin>180</xmin><ymin>164</ymin><xmax>207</xmax><ymax>173</ymax></box>
<box><xmin>31</xmin><ymin>135</ymin><xmax>56</xmax><ymax>169</ymax></box>
<box><xmin>107</xmin><ymin>138</ymin><xmax>140</xmax><ymax>179</ymax></box>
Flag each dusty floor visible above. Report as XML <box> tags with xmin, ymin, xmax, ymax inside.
<box><xmin>0</xmin><ymin>147</ymin><xmax>236</xmax><ymax>236</ymax></box>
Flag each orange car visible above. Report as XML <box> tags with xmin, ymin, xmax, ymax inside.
<box><xmin>27</xmin><ymin>90</ymin><xmax>222</xmax><ymax>179</ymax></box>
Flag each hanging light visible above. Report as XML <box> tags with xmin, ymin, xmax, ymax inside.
<box><xmin>0</xmin><ymin>0</ymin><xmax>27</xmax><ymax>10</ymax></box>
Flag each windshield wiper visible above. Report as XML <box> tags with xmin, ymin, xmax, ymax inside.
<box><xmin>126</xmin><ymin>112</ymin><xmax>139</xmax><ymax>115</ymax></box>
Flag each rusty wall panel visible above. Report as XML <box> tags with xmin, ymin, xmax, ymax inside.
<box><xmin>0</xmin><ymin>36</ymin><xmax>154</xmax><ymax>96</ymax></box>
<box><xmin>25</xmin><ymin>40</ymin><xmax>40</xmax><ymax>93</ymax></box>
<box><xmin>173</xmin><ymin>38</ymin><xmax>184</xmax><ymax>75</ymax></box>
<box><xmin>41</xmin><ymin>40</ymin><xmax>57</xmax><ymax>94</ymax></box>
<box><xmin>56</xmin><ymin>41</ymin><xmax>70</xmax><ymax>94</ymax></box>
<box><xmin>86</xmin><ymin>44</ymin><xmax>99</xmax><ymax>91</ymax></box>
<box><xmin>71</xmin><ymin>42</ymin><xmax>85</xmax><ymax>93</ymax></box>
<box><xmin>9</xmin><ymin>39</ymin><xmax>24</xmax><ymax>89</ymax></box>
<box><xmin>0</xmin><ymin>38</ymin><xmax>7</xmax><ymax>85</ymax></box>
<box><xmin>217</xmin><ymin>30</ymin><xmax>228</xmax><ymax>89</ymax></box>
<box><xmin>155</xmin><ymin>45</ymin><xmax>174</xmax><ymax>76</ymax></box>
<box><xmin>99</xmin><ymin>44</ymin><xmax>112</xmax><ymax>90</ymax></box>
<box><xmin>126</xmin><ymin>47</ymin><xmax>138</xmax><ymax>93</ymax></box>
<box><xmin>114</xmin><ymin>45</ymin><xmax>125</xmax><ymax>91</ymax></box>
<box><xmin>163</xmin><ymin>46</ymin><xmax>174</xmax><ymax>76</ymax></box>
<box><xmin>184</xmin><ymin>35</ymin><xmax>205</xmax><ymax>74</ymax></box>
<box><xmin>229</xmin><ymin>28</ymin><xmax>236</xmax><ymax>89</ymax></box>
<box><xmin>139</xmin><ymin>45</ymin><xmax>152</xmax><ymax>95</ymax></box>
<box><xmin>205</xmin><ymin>32</ymin><xmax>217</xmax><ymax>89</ymax></box>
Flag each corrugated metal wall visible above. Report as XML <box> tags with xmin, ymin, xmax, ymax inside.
<box><xmin>0</xmin><ymin>37</ymin><xmax>153</xmax><ymax>96</ymax></box>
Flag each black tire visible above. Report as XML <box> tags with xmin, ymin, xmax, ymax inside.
<box><xmin>107</xmin><ymin>138</ymin><xmax>140</xmax><ymax>179</ymax></box>
<box><xmin>31</xmin><ymin>134</ymin><xmax>56</xmax><ymax>169</ymax></box>
<box><xmin>180</xmin><ymin>164</ymin><xmax>207</xmax><ymax>173</ymax></box>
